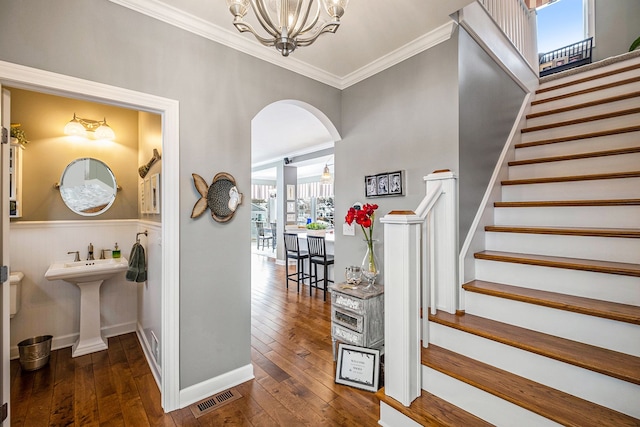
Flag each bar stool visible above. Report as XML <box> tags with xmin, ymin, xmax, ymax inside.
<box><xmin>283</xmin><ymin>233</ymin><xmax>310</xmax><ymax>293</ymax></box>
<box><xmin>256</xmin><ymin>223</ymin><xmax>272</xmax><ymax>250</ymax></box>
<box><xmin>306</xmin><ymin>235</ymin><xmax>334</xmax><ymax>301</ymax></box>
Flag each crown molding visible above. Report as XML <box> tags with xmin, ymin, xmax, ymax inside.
<box><xmin>108</xmin><ymin>0</ymin><xmax>455</xmax><ymax>90</ymax></box>
<box><xmin>339</xmin><ymin>21</ymin><xmax>457</xmax><ymax>89</ymax></box>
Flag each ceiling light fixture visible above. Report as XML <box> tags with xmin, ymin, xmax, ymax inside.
<box><xmin>320</xmin><ymin>163</ymin><xmax>332</xmax><ymax>183</ymax></box>
<box><xmin>226</xmin><ymin>0</ymin><xmax>349</xmax><ymax>57</ymax></box>
<box><xmin>64</xmin><ymin>113</ymin><xmax>116</xmax><ymax>140</ymax></box>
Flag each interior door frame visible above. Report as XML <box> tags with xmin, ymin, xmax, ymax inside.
<box><xmin>1</xmin><ymin>86</ymin><xmax>10</xmax><ymax>426</ymax></box>
<box><xmin>0</xmin><ymin>60</ymin><xmax>181</xmax><ymax>412</ymax></box>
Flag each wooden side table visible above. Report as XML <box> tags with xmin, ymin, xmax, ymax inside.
<box><xmin>329</xmin><ymin>283</ymin><xmax>384</xmax><ymax>358</ymax></box>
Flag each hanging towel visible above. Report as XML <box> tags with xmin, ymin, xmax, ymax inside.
<box><xmin>126</xmin><ymin>242</ymin><xmax>147</xmax><ymax>282</ymax></box>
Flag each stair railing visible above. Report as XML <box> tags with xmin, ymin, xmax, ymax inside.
<box><xmin>476</xmin><ymin>0</ymin><xmax>538</xmax><ymax>70</ymax></box>
<box><xmin>380</xmin><ymin>170</ymin><xmax>458</xmax><ymax>406</ymax></box>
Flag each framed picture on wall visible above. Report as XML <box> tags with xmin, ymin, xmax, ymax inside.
<box><xmin>150</xmin><ymin>173</ymin><xmax>160</xmax><ymax>214</ymax></box>
<box><xmin>365</xmin><ymin>170</ymin><xmax>404</xmax><ymax>198</ymax></box>
<box><xmin>144</xmin><ymin>177</ymin><xmax>151</xmax><ymax>213</ymax></box>
<box><xmin>287</xmin><ymin>184</ymin><xmax>296</xmax><ymax>201</ymax></box>
<box><xmin>287</xmin><ymin>201</ymin><xmax>295</xmax><ymax>213</ymax></box>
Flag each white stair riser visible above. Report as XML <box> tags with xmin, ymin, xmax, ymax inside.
<box><xmin>537</xmin><ymin>57</ymin><xmax>640</xmax><ymax>92</ymax></box>
<box><xmin>485</xmin><ymin>231</ymin><xmax>640</xmax><ymax>264</ymax></box>
<box><xmin>475</xmin><ymin>259</ymin><xmax>640</xmax><ymax>305</ymax></box>
<box><xmin>526</xmin><ymin>96</ymin><xmax>640</xmax><ymax>128</ymax></box>
<box><xmin>494</xmin><ymin>206</ymin><xmax>640</xmax><ymax>228</ymax></box>
<box><xmin>421</xmin><ymin>366</ymin><xmax>560</xmax><ymax>427</ymax></box>
<box><xmin>520</xmin><ymin>113</ymin><xmax>640</xmax><ymax>144</ymax></box>
<box><xmin>509</xmin><ymin>153</ymin><xmax>640</xmax><ymax>179</ymax></box>
<box><xmin>501</xmin><ymin>178</ymin><xmax>640</xmax><ymax>201</ymax></box>
<box><xmin>464</xmin><ymin>292</ymin><xmax>640</xmax><ymax>356</ymax></box>
<box><xmin>378</xmin><ymin>403</ymin><xmax>423</xmax><ymax>427</ymax></box>
<box><xmin>515</xmin><ymin>131</ymin><xmax>640</xmax><ymax>160</ymax></box>
<box><xmin>535</xmin><ymin>68</ymin><xmax>640</xmax><ymax>101</ymax></box>
<box><xmin>429</xmin><ymin>323</ymin><xmax>640</xmax><ymax>418</ymax></box>
<box><xmin>531</xmin><ymin>81</ymin><xmax>640</xmax><ymax>113</ymax></box>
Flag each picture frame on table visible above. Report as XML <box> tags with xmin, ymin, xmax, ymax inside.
<box><xmin>335</xmin><ymin>343</ymin><xmax>380</xmax><ymax>392</ymax></box>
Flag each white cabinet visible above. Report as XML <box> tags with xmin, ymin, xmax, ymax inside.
<box><xmin>9</xmin><ymin>139</ymin><xmax>23</xmax><ymax>217</ymax></box>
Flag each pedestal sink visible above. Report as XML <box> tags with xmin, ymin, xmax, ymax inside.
<box><xmin>45</xmin><ymin>258</ymin><xmax>128</xmax><ymax>357</ymax></box>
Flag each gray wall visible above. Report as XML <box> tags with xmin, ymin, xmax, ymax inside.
<box><xmin>0</xmin><ymin>0</ymin><xmax>341</xmax><ymax>389</ymax></box>
<box><xmin>593</xmin><ymin>0</ymin><xmax>640</xmax><ymax>61</ymax></box>
<box><xmin>458</xmin><ymin>29</ymin><xmax>526</xmax><ymax>246</ymax></box>
<box><xmin>337</xmin><ymin>33</ymin><xmax>460</xmax><ymax>282</ymax></box>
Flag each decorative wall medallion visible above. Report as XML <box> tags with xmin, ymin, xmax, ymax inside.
<box><xmin>191</xmin><ymin>172</ymin><xmax>243</xmax><ymax>222</ymax></box>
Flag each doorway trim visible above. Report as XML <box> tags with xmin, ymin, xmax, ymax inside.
<box><xmin>0</xmin><ymin>60</ymin><xmax>180</xmax><ymax>411</ymax></box>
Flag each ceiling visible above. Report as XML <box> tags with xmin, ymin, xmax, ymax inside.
<box><xmin>111</xmin><ymin>0</ymin><xmax>475</xmax><ymax>179</ymax></box>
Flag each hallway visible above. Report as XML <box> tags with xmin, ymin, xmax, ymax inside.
<box><xmin>10</xmin><ymin>254</ymin><xmax>380</xmax><ymax>426</ymax></box>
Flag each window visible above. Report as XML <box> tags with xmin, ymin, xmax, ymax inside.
<box><xmin>537</xmin><ymin>0</ymin><xmax>594</xmax><ymax>54</ymax></box>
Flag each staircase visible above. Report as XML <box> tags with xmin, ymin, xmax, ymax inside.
<box><xmin>378</xmin><ymin>57</ymin><xmax>640</xmax><ymax>426</ymax></box>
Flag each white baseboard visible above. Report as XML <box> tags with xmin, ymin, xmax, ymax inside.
<box><xmin>137</xmin><ymin>323</ymin><xmax>161</xmax><ymax>388</ymax></box>
<box><xmin>10</xmin><ymin>321</ymin><xmax>137</xmax><ymax>360</ymax></box>
<box><xmin>179</xmin><ymin>364</ymin><xmax>254</xmax><ymax>409</ymax></box>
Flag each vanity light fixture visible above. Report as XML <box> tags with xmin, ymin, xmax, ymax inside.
<box><xmin>226</xmin><ymin>0</ymin><xmax>349</xmax><ymax>57</ymax></box>
<box><xmin>64</xmin><ymin>113</ymin><xmax>116</xmax><ymax>140</ymax></box>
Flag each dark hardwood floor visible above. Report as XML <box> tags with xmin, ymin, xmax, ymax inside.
<box><xmin>10</xmin><ymin>254</ymin><xmax>381</xmax><ymax>426</ymax></box>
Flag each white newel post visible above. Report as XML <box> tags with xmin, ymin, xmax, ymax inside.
<box><xmin>425</xmin><ymin>171</ymin><xmax>458</xmax><ymax>315</ymax></box>
<box><xmin>380</xmin><ymin>211</ymin><xmax>422</xmax><ymax>406</ymax></box>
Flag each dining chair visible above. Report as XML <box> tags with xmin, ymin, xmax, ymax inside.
<box><xmin>283</xmin><ymin>233</ymin><xmax>310</xmax><ymax>293</ymax></box>
<box><xmin>270</xmin><ymin>224</ymin><xmax>277</xmax><ymax>251</ymax></box>
<box><xmin>256</xmin><ymin>222</ymin><xmax>272</xmax><ymax>250</ymax></box>
<box><xmin>306</xmin><ymin>235</ymin><xmax>334</xmax><ymax>301</ymax></box>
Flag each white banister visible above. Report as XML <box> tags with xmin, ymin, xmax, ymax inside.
<box><xmin>476</xmin><ymin>0</ymin><xmax>538</xmax><ymax>70</ymax></box>
<box><xmin>380</xmin><ymin>170</ymin><xmax>458</xmax><ymax>406</ymax></box>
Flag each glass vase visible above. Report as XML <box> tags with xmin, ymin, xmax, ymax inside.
<box><xmin>360</xmin><ymin>239</ymin><xmax>379</xmax><ymax>292</ymax></box>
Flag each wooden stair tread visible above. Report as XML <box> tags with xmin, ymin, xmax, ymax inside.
<box><xmin>514</xmin><ymin>125</ymin><xmax>640</xmax><ymax>149</ymax></box>
<box><xmin>474</xmin><ymin>250</ymin><xmax>640</xmax><ymax>277</ymax></box>
<box><xmin>522</xmin><ymin>107</ymin><xmax>640</xmax><ymax>133</ymax></box>
<box><xmin>494</xmin><ymin>199</ymin><xmax>640</xmax><ymax>207</ymax></box>
<box><xmin>509</xmin><ymin>146</ymin><xmax>640</xmax><ymax>166</ymax></box>
<box><xmin>376</xmin><ymin>388</ymin><xmax>493</xmax><ymax>427</ymax></box>
<box><xmin>484</xmin><ymin>225</ymin><xmax>640</xmax><ymax>238</ymax></box>
<box><xmin>527</xmin><ymin>91</ymin><xmax>640</xmax><ymax>119</ymax></box>
<box><xmin>536</xmin><ymin>63</ymin><xmax>640</xmax><ymax>94</ymax></box>
<box><xmin>502</xmin><ymin>170</ymin><xmax>640</xmax><ymax>186</ymax></box>
<box><xmin>532</xmin><ymin>76</ymin><xmax>640</xmax><ymax>106</ymax></box>
<box><xmin>463</xmin><ymin>280</ymin><xmax>640</xmax><ymax>325</ymax></box>
<box><xmin>421</xmin><ymin>344</ymin><xmax>640</xmax><ymax>427</ymax></box>
<box><xmin>430</xmin><ymin>310</ymin><xmax>640</xmax><ymax>385</ymax></box>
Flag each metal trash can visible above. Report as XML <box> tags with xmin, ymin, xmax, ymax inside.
<box><xmin>18</xmin><ymin>335</ymin><xmax>53</xmax><ymax>371</ymax></box>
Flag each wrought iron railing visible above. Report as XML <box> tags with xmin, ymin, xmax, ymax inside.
<box><xmin>538</xmin><ymin>37</ymin><xmax>593</xmax><ymax>76</ymax></box>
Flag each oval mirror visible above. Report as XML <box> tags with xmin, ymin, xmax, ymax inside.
<box><xmin>59</xmin><ymin>158</ymin><xmax>117</xmax><ymax>216</ymax></box>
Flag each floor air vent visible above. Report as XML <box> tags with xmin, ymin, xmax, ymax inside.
<box><xmin>189</xmin><ymin>388</ymin><xmax>243</xmax><ymax>418</ymax></box>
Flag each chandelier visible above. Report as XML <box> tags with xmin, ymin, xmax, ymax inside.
<box><xmin>226</xmin><ymin>0</ymin><xmax>349</xmax><ymax>57</ymax></box>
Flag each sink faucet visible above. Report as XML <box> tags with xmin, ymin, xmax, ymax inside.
<box><xmin>100</xmin><ymin>249</ymin><xmax>112</xmax><ymax>259</ymax></box>
<box><xmin>67</xmin><ymin>251</ymin><xmax>80</xmax><ymax>262</ymax></box>
<box><xmin>87</xmin><ymin>243</ymin><xmax>94</xmax><ymax>261</ymax></box>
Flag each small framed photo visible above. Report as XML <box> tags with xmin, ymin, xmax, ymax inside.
<box><xmin>287</xmin><ymin>201</ymin><xmax>295</xmax><ymax>213</ymax></box>
<box><xmin>335</xmin><ymin>344</ymin><xmax>380</xmax><ymax>392</ymax></box>
<box><xmin>365</xmin><ymin>176</ymin><xmax>377</xmax><ymax>197</ymax></box>
<box><xmin>286</xmin><ymin>213</ymin><xmax>296</xmax><ymax>222</ymax></box>
<box><xmin>143</xmin><ymin>177</ymin><xmax>151</xmax><ymax>214</ymax></box>
<box><xmin>150</xmin><ymin>173</ymin><xmax>160</xmax><ymax>214</ymax></box>
<box><xmin>365</xmin><ymin>170</ymin><xmax>404</xmax><ymax>198</ymax></box>
<box><xmin>389</xmin><ymin>171</ymin><xmax>403</xmax><ymax>195</ymax></box>
<box><xmin>287</xmin><ymin>184</ymin><xmax>295</xmax><ymax>201</ymax></box>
